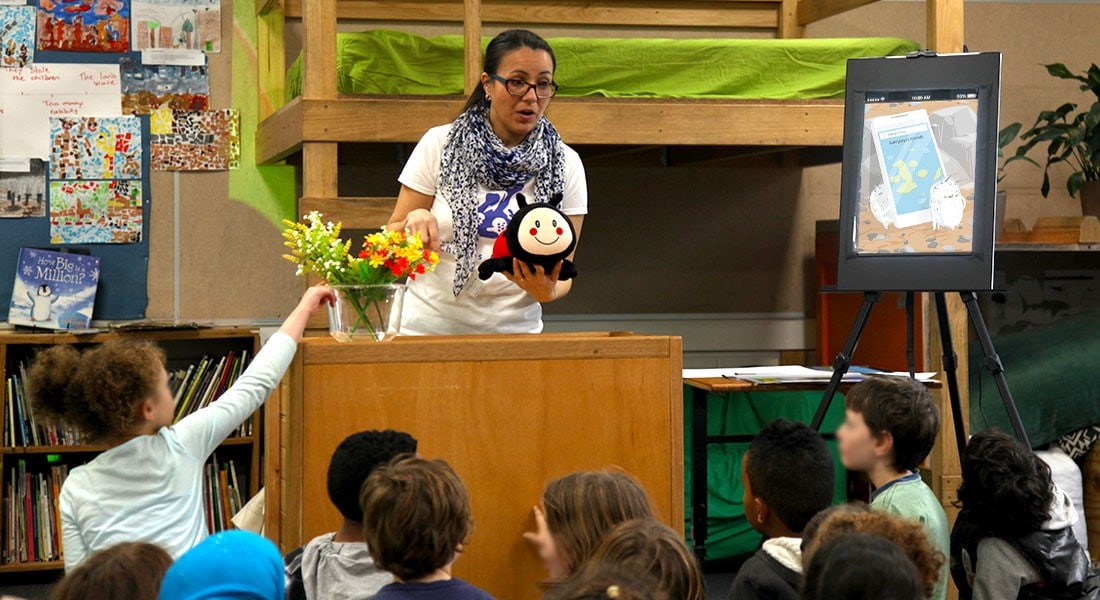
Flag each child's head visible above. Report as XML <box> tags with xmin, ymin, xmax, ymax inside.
<box><xmin>577</xmin><ymin>519</ymin><xmax>704</xmax><ymax>600</ymax></box>
<box><xmin>957</xmin><ymin>428</ymin><xmax>1052</xmax><ymax>538</ymax></box>
<box><xmin>360</xmin><ymin>454</ymin><xmax>472</xmax><ymax>582</ymax></box>
<box><xmin>802</xmin><ymin>533</ymin><xmax>924</xmax><ymax>600</ymax></box>
<box><xmin>838</xmin><ymin>376</ymin><xmax>939</xmax><ymax>473</ymax></box>
<box><xmin>27</xmin><ymin>340</ymin><xmax>170</xmax><ymax>443</ymax></box>
<box><xmin>327</xmin><ymin>429</ymin><xmax>418</xmax><ymax>523</ymax></box>
<box><xmin>802</xmin><ymin>506</ymin><xmax>944</xmax><ymax>598</ymax></box>
<box><xmin>742</xmin><ymin>418</ymin><xmax>835</xmax><ymax>538</ymax></box>
<box><xmin>543</xmin><ymin>568</ymin><xmax>656</xmax><ymax>600</ymax></box>
<box><xmin>541</xmin><ymin>470</ymin><xmax>656</xmax><ymax>575</ymax></box>
<box><xmin>49</xmin><ymin>542</ymin><xmax>172</xmax><ymax>600</ymax></box>
<box><xmin>160</xmin><ymin>530</ymin><xmax>285</xmax><ymax>600</ymax></box>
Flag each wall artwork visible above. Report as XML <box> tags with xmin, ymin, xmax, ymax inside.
<box><xmin>0</xmin><ymin>159</ymin><xmax>46</xmax><ymax>218</ymax></box>
<box><xmin>120</xmin><ymin>57</ymin><xmax>207</xmax><ymax>114</ymax></box>
<box><xmin>0</xmin><ymin>5</ymin><xmax>35</xmax><ymax>68</ymax></box>
<box><xmin>150</xmin><ymin>107</ymin><xmax>239</xmax><ymax>171</ymax></box>
<box><xmin>131</xmin><ymin>0</ymin><xmax>218</xmax><ymax>54</ymax></box>
<box><xmin>49</xmin><ymin>179</ymin><xmax>142</xmax><ymax>243</ymax></box>
<box><xmin>49</xmin><ymin>116</ymin><xmax>142</xmax><ymax>180</ymax></box>
<box><xmin>37</xmin><ymin>0</ymin><xmax>130</xmax><ymax>52</ymax></box>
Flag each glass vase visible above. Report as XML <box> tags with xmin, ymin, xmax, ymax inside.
<box><xmin>327</xmin><ymin>284</ymin><xmax>405</xmax><ymax>342</ymax></box>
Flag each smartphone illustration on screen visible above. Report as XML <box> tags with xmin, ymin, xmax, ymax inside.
<box><xmin>870</xmin><ymin>109</ymin><xmax>946</xmax><ymax>228</ymax></box>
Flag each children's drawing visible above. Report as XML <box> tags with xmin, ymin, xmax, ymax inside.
<box><xmin>49</xmin><ymin>116</ymin><xmax>142</xmax><ymax>180</ymax></box>
<box><xmin>36</xmin><ymin>0</ymin><xmax>129</xmax><ymax>52</ymax></box>
<box><xmin>49</xmin><ymin>180</ymin><xmax>142</xmax><ymax>243</ymax></box>
<box><xmin>120</xmin><ymin>57</ymin><xmax>207</xmax><ymax>114</ymax></box>
<box><xmin>0</xmin><ymin>159</ymin><xmax>46</xmax><ymax>218</ymax></box>
<box><xmin>150</xmin><ymin>107</ymin><xmax>239</xmax><ymax>171</ymax></box>
<box><xmin>132</xmin><ymin>0</ymin><xmax>218</xmax><ymax>53</ymax></box>
<box><xmin>0</xmin><ymin>5</ymin><xmax>34</xmax><ymax>68</ymax></box>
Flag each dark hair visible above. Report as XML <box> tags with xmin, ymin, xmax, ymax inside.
<box><xmin>50</xmin><ymin>542</ymin><xmax>173</xmax><ymax>600</ymax></box>
<box><xmin>800</xmin><ymin>502</ymin><xmax>871</xmax><ymax>554</ymax></box>
<box><xmin>327</xmin><ymin>429</ymin><xmax>417</xmax><ymax>522</ymax></box>
<box><xmin>745</xmin><ymin>419</ymin><xmax>835</xmax><ymax>533</ymax></box>
<box><xmin>543</xmin><ymin>567</ymin><xmax>656</xmax><ymax>600</ymax></box>
<box><xmin>360</xmin><ymin>454</ymin><xmax>473</xmax><ymax>581</ymax></box>
<box><xmin>956</xmin><ymin>429</ymin><xmax>1052</xmax><ymax>538</ymax></box>
<box><xmin>577</xmin><ymin>519</ymin><xmax>704</xmax><ymax>600</ymax></box>
<box><xmin>802</xmin><ymin>533</ymin><xmax>924</xmax><ymax>600</ymax></box>
<box><xmin>541</xmin><ymin>470</ymin><xmax>656</xmax><ymax>576</ymax></box>
<box><xmin>845</xmin><ymin>376</ymin><xmax>940</xmax><ymax>471</ymax></box>
<box><xmin>27</xmin><ymin>340</ymin><xmax>166</xmax><ymax>443</ymax></box>
<box><xmin>462</xmin><ymin>29</ymin><xmax>557</xmax><ymax>113</ymax></box>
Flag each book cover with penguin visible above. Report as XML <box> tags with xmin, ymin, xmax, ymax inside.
<box><xmin>8</xmin><ymin>248</ymin><xmax>100</xmax><ymax>330</ymax></box>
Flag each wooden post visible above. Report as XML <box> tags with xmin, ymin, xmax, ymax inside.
<box><xmin>463</xmin><ymin>0</ymin><xmax>482</xmax><ymax>95</ymax></box>
<box><xmin>779</xmin><ymin>0</ymin><xmax>805</xmax><ymax>39</ymax></box>
<box><xmin>927</xmin><ymin>0</ymin><xmax>964</xmax><ymax>53</ymax></box>
<box><xmin>256</xmin><ymin>0</ymin><xmax>287</xmax><ymax>119</ymax></box>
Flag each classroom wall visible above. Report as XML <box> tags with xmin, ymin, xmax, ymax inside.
<box><xmin>147</xmin><ymin>0</ymin><xmax>1100</xmax><ymax>322</ymax></box>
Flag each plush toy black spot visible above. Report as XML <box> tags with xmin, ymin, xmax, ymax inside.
<box><xmin>477</xmin><ymin>193</ymin><xmax>577</xmax><ymax>281</ymax></box>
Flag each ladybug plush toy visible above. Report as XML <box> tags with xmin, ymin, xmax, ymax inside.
<box><xmin>477</xmin><ymin>193</ymin><xmax>577</xmax><ymax>281</ymax></box>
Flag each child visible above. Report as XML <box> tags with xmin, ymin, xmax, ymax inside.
<box><xmin>49</xmin><ymin>542</ymin><xmax>172</xmax><ymax>600</ymax></box>
<box><xmin>728</xmin><ymin>419</ymin><xmax>836</xmax><ymax>600</ymax></box>
<box><xmin>544</xmin><ymin>568</ymin><xmax>657</xmax><ymax>600</ymax></box>
<box><xmin>802</xmin><ymin>533</ymin><xmax>924</xmax><ymax>600</ymax></box>
<box><xmin>952</xmin><ymin>429</ymin><xmax>1095</xmax><ymax>600</ymax></box>
<box><xmin>26</xmin><ymin>285</ymin><xmax>335</xmax><ymax>570</ymax></box>
<box><xmin>360</xmin><ymin>454</ymin><xmax>494</xmax><ymax>600</ymax></box>
<box><xmin>524</xmin><ymin>470</ymin><xmax>656</xmax><ymax>581</ymax></box>
<box><xmin>574</xmin><ymin>519</ymin><xmax>705</xmax><ymax>600</ymax></box>
<box><xmin>159</xmin><ymin>530</ymin><xmax>286</xmax><ymax>600</ymax></box>
<box><xmin>285</xmin><ymin>429</ymin><xmax>418</xmax><ymax>600</ymax></box>
<box><xmin>837</xmin><ymin>376</ymin><xmax>949</xmax><ymax>600</ymax></box>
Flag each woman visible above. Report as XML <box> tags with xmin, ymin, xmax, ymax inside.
<box><xmin>388</xmin><ymin>29</ymin><xmax>587</xmax><ymax>335</ymax></box>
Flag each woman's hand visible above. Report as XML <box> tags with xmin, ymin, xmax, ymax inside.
<box><xmin>390</xmin><ymin>208</ymin><xmax>440</xmax><ymax>252</ymax></box>
<box><xmin>522</xmin><ymin>505</ymin><xmax>566</xmax><ymax>578</ymax></box>
<box><xmin>503</xmin><ymin>259</ymin><xmax>561</xmax><ymax>302</ymax></box>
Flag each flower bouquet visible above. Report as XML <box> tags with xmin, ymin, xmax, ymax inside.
<box><xmin>282</xmin><ymin>212</ymin><xmax>439</xmax><ymax>341</ymax></box>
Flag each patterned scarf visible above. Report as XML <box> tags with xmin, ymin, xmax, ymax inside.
<box><xmin>438</xmin><ymin>103</ymin><xmax>566</xmax><ymax>296</ymax></box>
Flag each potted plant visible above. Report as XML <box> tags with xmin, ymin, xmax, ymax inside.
<box><xmin>1005</xmin><ymin>63</ymin><xmax>1100</xmax><ymax>216</ymax></box>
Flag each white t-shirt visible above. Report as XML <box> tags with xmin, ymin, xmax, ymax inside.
<box><xmin>59</xmin><ymin>333</ymin><xmax>297</xmax><ymax>571</ymax></box>
<box><xmin>398</xmin><ymin>124</ymin><xmax>588</xmax><ymax>335</ymax></box>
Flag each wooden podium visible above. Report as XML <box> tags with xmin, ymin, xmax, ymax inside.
<box><xmin>265</xmin><ymin>332</ymin><xmax>684</xmax><ymax>600</ymax></box>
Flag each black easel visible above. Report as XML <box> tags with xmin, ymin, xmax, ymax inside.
<box><xmin>809</xmin><ymin>290</ymin><xmax>1030</xmax><ymax>458</ymax></box>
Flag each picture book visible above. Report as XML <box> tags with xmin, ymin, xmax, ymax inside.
<box><xmin>8</xmin><ymin>247</ymin><xmax>99</xmax><ymax>330</ymax></box>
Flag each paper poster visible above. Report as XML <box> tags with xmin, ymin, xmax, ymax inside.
<box><xmin>120</xmin><ymin>57</ymin><xmax>207</xmax><ymax>114</ymax></box>
<box><xmin>150</xmin><ymin>107</ymin><xmax>238</xmax><ymax>170</ymax></box>
<box><xmin>0</xmin><ymin>5</ymin><xmax>34</xmax><ymax>68</ymax></box>
<box><xmin>0</xmin><ymin>158</ymin><xmax>46</xmax><ymax>218</ymax></box>
<box><xmin>49</xmin><ymin>116</ymin><xmax>142</xmax><ymax>179</ymax></box>
<box><xmin>132</xmin><ymin>0</ymin><xmax>218</xmax><ymax>57</ymax></box>
<box><xmin>9</xmin><ymin>247</ymin><xmax>100</xmax><ymax>330</ymax></box>
<box><xmin>49</xmin><ymin>179</ymin><xmax>142</xmax><ymax>243</ymax></box>
<box><xmin>0</xmin><ymin>63</ymin><xmax>122</xmax><ymax>159</ymax></box>
<box><xmin>37</xmin><ymin>0</ymin><xmax>130</xmax><ymax>52</ymax></box>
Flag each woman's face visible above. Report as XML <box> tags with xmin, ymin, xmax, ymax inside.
<box><xmin>481</xmin><ymin>47</ymin><xmax>555</xmax><ymax>148</ymax></box>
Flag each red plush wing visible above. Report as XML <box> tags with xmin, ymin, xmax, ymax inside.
<box><xmin>490</xmin><ymin>230</ymin><xmax>512</xmax><ymax>259</ymax></box>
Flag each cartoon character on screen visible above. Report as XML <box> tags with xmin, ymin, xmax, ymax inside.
<box><xmin>929</xmin><ymin>179</ymin><xmax>966</xmax><ymax>230</ymax></box>
<box><xmin>869</xmin><ymin>183</ymin><xmax>897</xmax><ymax>229</ymax></box>
<box><xmin>477</xmin><ymin>192</ymin><xmax>578</xmax><ymax>282</ymax></box>
<box><xmin>28</xmin><ymin>284</ymin><xmax>60</xmax><ymax>322</ymax></box>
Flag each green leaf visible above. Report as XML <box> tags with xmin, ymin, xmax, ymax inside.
<box><xmin>1041</xmin><ymin>172</ymin><xmax>1051</xmax><ymax>198</ymax></box>
<box><xmin>1069</xmin><ymin>171</ymin><xmax>1086</xmax><ymax>197</ymax></box>
<box><xmin>1046</xmin><ymin>63</ymin><xmax>1089</xmax><ymax>84</ymax></box>
<box><xmin>999</xmin><ymin>122</ymin><xmax>1022</xmax><ymax>149</ymax></box>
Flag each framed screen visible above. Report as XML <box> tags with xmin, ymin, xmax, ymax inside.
<box><xmin>836</xmin><ymin>52</ymin><xmax>1001</xmax><ymax>291</ymax></box>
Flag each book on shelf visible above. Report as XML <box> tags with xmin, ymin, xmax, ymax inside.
<box><xmin>3</xmin><ymin>365</ymin><xmax>79</xmax><ymax>448</ymax></box>
<box><xmin>8</xmin><ymin>248</ymin><xmax>100</xmax><ymax>331</ymax></box>
<box><xmin>1</xmin><ymin>461</ymin><xmax>67</xmax><ymax>564</ymax></box>
<box><xmin>204</xmin><ymin>457</ymin><xmax>243</xmax><ymax>534</ymax></box>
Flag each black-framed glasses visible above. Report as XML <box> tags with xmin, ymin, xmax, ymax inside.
<box><xmin>489</xmin><ymin>73</ymin><xmax>559</xmax><ymax>99</ymax></box>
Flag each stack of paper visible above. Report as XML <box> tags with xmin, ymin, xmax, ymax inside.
<box><xmin>682</xmin><ymin>365</ymin><xmax>938</xmax><ymax>385</ymax></box>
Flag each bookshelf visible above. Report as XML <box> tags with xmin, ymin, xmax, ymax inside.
<box><xmin>0</xmin><ymin>327</ymin><xmax>264</xmax><ymax>576</ymax></box>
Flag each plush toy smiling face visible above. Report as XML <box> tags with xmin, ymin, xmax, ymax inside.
<box><xmin>515</xmin><ymin>206</ymin><xmax>574</xmax><ymax>257</ymax></box>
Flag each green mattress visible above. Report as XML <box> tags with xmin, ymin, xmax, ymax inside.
<box><xmin>287</xmin><ymin>29</ymin><xmax>920</xmax><ymax>101</ymax></box>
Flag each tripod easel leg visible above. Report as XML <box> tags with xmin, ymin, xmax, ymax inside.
<box><xmin>934</xmin><ymin>292</ymin><xmax>969</xmax><ymax>459</ymax></box>
<box><xmin>960</xmin><ymin>292</ymin><xmax>1031</xmax><ymax>447</ymax></box>
<box><xmin>812</xmin><ymin>291</ymin><xmax>880</xmax><ymax>430</ymax></box>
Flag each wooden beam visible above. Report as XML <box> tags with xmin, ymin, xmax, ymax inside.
<box><xmin>283</xmin><ymin>0</ymin><xmax>781</xmax><ymax>29</ymax></box>
<box><xmin>256</xmin><ymin>97</ymin><xmax>304</xmax><ymax>164</ymax></box>
<box><xmin>256</xmin><ymin>0</ymin><xmax>281</xmax><ymax>16</ymax></box>
<box><xmin>464</xmin><ymin>0</ymin><xmax>482</xmax><ymax>96</ymax></box>
<box><xmin>778</xmin><ymin>0</ymin><xmax>804</xmax><ymax>37</ymax></box>
<box><xmin>797</xmin><ymin>0</ymin><xmax>878</xmax><ymax>25</ymax></box>
<box><xmin>927</xmin><ymin>0</ymin><xmax>963</xmax><ymax>53</ymax></box>
<box><xmin>257</xmin><ymin>2</ymin><xmax>287</xmax><ymax>119</ymax></box>
<box><xmin>298</xmin><ymin>197</ymin><xmax>397</xmax><ymax>229</ymax></box>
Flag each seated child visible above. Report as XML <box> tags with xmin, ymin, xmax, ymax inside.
<box><xmin>285</xmin><ymin>429</ymin><xmax>418</xmax><ymax>600</ymax></box>
<box><xmin>361</xmin><ymin>455</ymin><xmax>494</xmax><ymax>600</ymax></box>
<box><xmin>524</xmin><ymin>470</ymin><xmax>656</xmax><ymax>581</ymax></box>
<box><xmin>951</xmin><ymin>429</ymin><xmax>1096</xmax><ymax>600</ymax></box>
<box><xmin>837</xmin><ymin>376</ymin><xmax>949</xmax><ymax>600</ymax></box>
<box><xmin>802</xmin><ymin>533</ymin><xmax>924</xmax><ymax>600</ymax></box>
<box><xmin>49</xmin><ymin>542</ymin><xmax>172</xmax><ymax>600</ymax></box>
<box><xmin>728</xmin><ymin>419</ymin><xmax>836</xmax><ymax>600</ymax></box>
<box><xmin>573</xmin><ymin>519</ymin><xmax>705</xmax><ymax>600</ymax></box>
<box><xmin>159</xmin><ymin>530</ymin><xmax>286</xmax><ymax>600</ymax></box>
<box><xmin>544</xmin><ymin>567</ymin><xmax>657</xmax><ymax>600</ymax></box>
<box><xmin>26</xmin><ymin>285</ymin><xmax>334</xmax><ymax>570</ymax></box>
<box><xmin>802</xmin><ymin>504</ymin><xmax>944</xmax><ymax>599</ymax></box>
